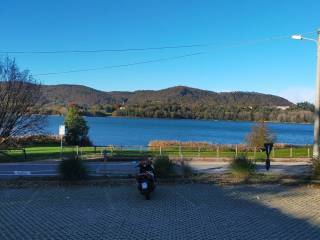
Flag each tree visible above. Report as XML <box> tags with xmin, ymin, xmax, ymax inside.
<box><xmin>295</xmin><ymin>102</ymin><xmax>315</xmax><ymax>112</ymax></box>
<box><xmin>245</xmin><ymin>121</ymin><xmax>276</xmax><ymax>148</ymax></box>
<box><xmin>64</xmin><ymin>105</ymin><xmax>91</xmax><ymax>146</ymax></box>
<box><xmin>0</xmin><ymin>57</ymin><xmax>45</xmax><ymax>146</ymax></box>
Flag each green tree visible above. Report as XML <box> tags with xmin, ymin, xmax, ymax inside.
<box><xmin>64</xmin><ymin>105</ymin><xmax>91</xmax><ymax>146</ymax></box>
<box><xmin>245</xmin><ymin>121</ymin><xmax>276</xmax><ymax>148</ymax></box>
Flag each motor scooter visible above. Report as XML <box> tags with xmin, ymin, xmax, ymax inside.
<box><xmin>136</xmin><ymin>160</ymin><xmax>156</xmax><ymax>200</ymax></box>
<box><xmin>136</xmin><ymin>171</ymin><xmax>155</xmax><ymax>200</ymax></box>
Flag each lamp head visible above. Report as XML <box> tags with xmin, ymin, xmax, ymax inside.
<box><xmin>291</xmin><ymin>34</ymin><xmax>303</xmax><ymax>40</ymax></box>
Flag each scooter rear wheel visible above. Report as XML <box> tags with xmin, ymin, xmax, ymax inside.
<box><xmin>145</xmin><ymin>192</ymin><xmax>151</xmax><ymax>200</ymax></box>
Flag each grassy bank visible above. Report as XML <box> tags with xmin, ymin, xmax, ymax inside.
<box><xmin>0</xmin><ymin>144</ymin><xmax>312</xmax><ymax>163</ymax></box>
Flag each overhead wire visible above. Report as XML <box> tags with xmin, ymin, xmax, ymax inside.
<box><xmin>2</xmin><ymin>30</ymin><xmax>317</xmax><ymax>55</ymax></box>
<box><xmin>33</xmin><ymin>52</ymin><xmax>205</xmax><ymax>76</ymax></box>
<box><xmin>4</xmin><ymin>30</ymin><xmax>317</xmax><ymax>76</ymax></box>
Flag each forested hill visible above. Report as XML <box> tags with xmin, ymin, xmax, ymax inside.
<box><xmin>41</xmin><ymin>84</ymin><xmax>291</xmax><ymax>107</ymax></box>
<box><xmin>40</xmin><ymin>84</ymin><xmax>313</xmax><ymax>123</ymax></box>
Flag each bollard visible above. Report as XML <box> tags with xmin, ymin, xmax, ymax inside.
<box><xmin>235</xmin><ymin>145</ymin><xmax>238</xmax><ymax>157</ymax></box>
<box><xmin>198</xmin><ymin>146</ymin><xmax>200</xmax><ymax>157</ymax></box>
<box><xmin>308</xmin><ymin>148</ymin><xmax>310</xmax><ymax>158</ymax></box>
<box><xmin>217</xmin><ymin>147</ymin><xmax>220</xmax><ymax>158</ymax></box>
<box><xmin>179</xmin><ymin>146</ymin><xmax>182</xmax><ymax>158</ymax></box>
<box><xmin>76</xmin><ymin>146</ymin><xmax>79</xmax><ymax>156</ymax></box>
<box><xmin>159</xmin><ymin>146</ymin><xmax>162</xmax><ymax>155</ymax></box>
<box><xmin>254</xmin><ymin>147</ymin><xmax>257</xmax><ymax>159</ymax></box>
<box><xmin>23</xmin><ymin>149</ymin><xmax>27</xmax><ymax>161</ymax></box>
<box><xmin>290</xmin><ymin>148</ymin><xmax>293</xmax><ymax>158</ymax></box>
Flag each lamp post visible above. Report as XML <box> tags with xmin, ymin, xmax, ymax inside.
<box><xmin>292</xmin><ymin>30</ymin><xmax>320</xmax><ymax>159</ymax></box>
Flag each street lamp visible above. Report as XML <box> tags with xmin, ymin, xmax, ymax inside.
<box><xmin>292</xmin><ymin>30</ymin><xmax>320</xmax><ymax>159</ymax></box>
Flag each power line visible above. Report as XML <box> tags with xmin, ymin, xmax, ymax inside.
<box><xmin>33</xmin><ymin>52</ymin><xmax>205</xmax><ymax>76</ymax></box>
<box><xmin>0</xmin><ymin>44</ymin><xmax>210</xmax><ymax>54</ymax></box>
<box><xmin>25</xmin><ymin>30</ymin><xmax>320</xmax><ymax>76</ymax></box>
<box><xmin>2</xmin><ymin>30</ymin><xmax>317</xmax><ymax>54</ymax></box>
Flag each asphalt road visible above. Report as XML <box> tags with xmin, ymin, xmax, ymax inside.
<box><xmin>0</xmin><ymin>161</ymin><xmax>138</xmax><ymax>178</ymax></box>
<box><xmin>189</xmin><ymin>161</ymin><xmax>312</xmax><ymax>175</ymax></box>
<box><xmin>0</xmin><ymin>160</ymin><xmax>312</xmax><ymax>179</ymax></box>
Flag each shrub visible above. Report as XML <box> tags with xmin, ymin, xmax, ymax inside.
<box><xmin>312</xmin><ymin>160</ymin><xmax>320</xmax><ymax>177</ymax></box>
<box><xmin>181</xmin><ymin>162</ymin><xmax>193</xmax><ymax>178</ymax></box>
<box><xmin>230</xmin><ymin>155</ymin><xmax>256</xmax><ymax>177</ymax></box>
<box><xmin>59</xmin><ymin>156</ymin><xmax>88</xmax><ymax>181</ymax></box>
<box><xmin>153</xmin><ymin>155</ymin><xmax>173</xmax><ymax>178</ymax></box>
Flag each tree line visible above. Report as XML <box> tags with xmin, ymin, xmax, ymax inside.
<box><xmin>111</xmin><ymin>102</ymin><xmax>314</xmax><ymax>123</ymax></box>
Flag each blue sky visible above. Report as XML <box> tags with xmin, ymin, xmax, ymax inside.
<box><xmin>1</xmin><ymin>0</ymin><xmax>319</xmax><ymax>102</ymax></box>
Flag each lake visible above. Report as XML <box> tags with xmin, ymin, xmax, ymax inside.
<box><xmin>45</xmin><ymin>116</ymin><xmax>313</xmax><ymax>146</ymax></box>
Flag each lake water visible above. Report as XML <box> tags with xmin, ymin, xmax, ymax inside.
<box><xmin>45</xmin><ymin>116</ymin><xmax>313</xmax><ymax>146</ymax></box>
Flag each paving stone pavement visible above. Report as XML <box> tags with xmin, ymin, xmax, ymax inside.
<box><xmin>1</xmin><ymin>183</ymin><xmax>320</xmax><ymax>240</ymax></box>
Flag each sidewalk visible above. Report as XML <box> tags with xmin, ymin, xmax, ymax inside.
<box><xmin>188</xmin><ymin>160</ymin><xmax>312</xmax><ymax>176</ymax></box>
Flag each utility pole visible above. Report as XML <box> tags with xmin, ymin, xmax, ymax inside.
<box><xmin>313</xmin><ymin>30</ymin><xmax>320</xmax><ymax>159</ymax></box>
<box><xmin>292</xmin><ymin>29</ymin><xmax>320</xmax><ymax>159</ymax></box>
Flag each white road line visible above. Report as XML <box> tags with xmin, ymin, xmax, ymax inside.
<box><xmin>0</xmin><ymin>162</ymin><xmax>136</xmax><ymax>166</ymax></box>
<box><xmin>0</xmin><ymin>173</ymin><xmax>58</xmax><ymax>176</ymax></box>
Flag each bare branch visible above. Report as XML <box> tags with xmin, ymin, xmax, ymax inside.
<box><xmin>0</xmin><ymin>56</ymin><xmax>46</xmax><ymax>146</ymax></box>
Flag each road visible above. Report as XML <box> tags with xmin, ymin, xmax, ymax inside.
<box><xmin>0</xmin><ymin>159</ymin><xmax>312</xmax><ymax>178</ymax></box>
<box><xmin>0</xmin><ymin>161</ymin><xmax>138</xmax><ymax>178</ymax></box>
<box><xmin>188</xmin><ymin>160</ymin><xmax>312</xmax><ymax>175</ymax></box>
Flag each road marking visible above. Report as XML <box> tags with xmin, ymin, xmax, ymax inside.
<box><xmin>0</xmin><ymin>173</ymin><xmax>58</xmax><ymax>176</ymax></box>
<box><xmin>0</xmin><ymin>162</ymin><xmax>136</xmax><ymax>166</ymax></box>
<box><xmin>14</xmin><ymin>171</ymin><xmax>31</xmax><ymax>176</ymax></box>
<box><xmin>0</xmin><ymin>164</ymin><xmax>58</xmax><ymax>166</ymax></box>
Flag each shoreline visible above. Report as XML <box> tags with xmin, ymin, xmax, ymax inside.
<box><xmin>46</xmin><ymin>114</ymin><xmax>312</xmax><ymax>125</ymax></box>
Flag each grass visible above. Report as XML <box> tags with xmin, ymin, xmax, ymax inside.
<box><xmin>158</xmin><ymin>146</ymin><xmax>311</xmax><ymax>158</ymax></box>
<box><xmin>0</xmin><ymin>144</ymin><xmax>313</xmax><ymax>163</ymax></box>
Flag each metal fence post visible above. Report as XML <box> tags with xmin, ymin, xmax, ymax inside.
<box><xmin>235</xmin><ymin>145</ymin><xmax>238</xmax><ymax>157</ymax></box>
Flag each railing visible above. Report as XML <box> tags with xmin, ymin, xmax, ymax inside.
<box><xmin>0</xmin><ymin>144</ymin><xmax>313</xmax><ymax>162</ymax></box>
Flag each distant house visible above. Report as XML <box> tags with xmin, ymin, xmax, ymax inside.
<box><xmin>276</xmin><ymin>106</ymin><xmax>290</xmax><ymax>110</ymax></box>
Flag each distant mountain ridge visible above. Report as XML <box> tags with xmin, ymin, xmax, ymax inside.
<box><xmin>41</xmin><ymin>84</ymin><xmax>292</xmax><ymax>107</ymax></box>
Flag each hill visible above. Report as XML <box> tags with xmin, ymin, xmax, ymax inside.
<box><xmin>41</xmin><ymin>84</ymin><xmax>292</xmax><ymax>107</ymax></box>
<box><xmin>38</xmin><ymin>84</ymin><xmax>312</xmax><ymax>123</ymax></box>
